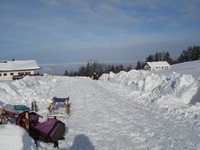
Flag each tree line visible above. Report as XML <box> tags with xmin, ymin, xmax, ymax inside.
<box><xmin>64</xmin><ymin>61</ymin><xmax>132</xmax><ymax>78</ymax></box>
<box><xmin>178</xmin><ymin>46</ymin><xmax>200</xmax><ymax>63</ymax></box>
<box><xmin>135</xmin><ymin>45</ymin><xmax>200</xmax><ymax>69</ymax></box>
<box><xmin>65</xmin><ymin>45</ymin><xmax>200</xmax><ymax>77</ymax></box>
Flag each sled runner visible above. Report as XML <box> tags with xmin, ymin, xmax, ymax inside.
<box><xmin>47</xmin><ymin>111</ymin><xmax>70</xmax><ymax>118</ymax></box>
<box><xmin>16</xmin><ymin>111</ymin><xmax>66</xmax><ymax>148</ymax></box>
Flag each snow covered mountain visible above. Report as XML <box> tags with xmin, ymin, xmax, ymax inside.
<box><xmin>0</xmin><ymin>60</ymin><xmax>200</xmax><ymax>150</ymax></box>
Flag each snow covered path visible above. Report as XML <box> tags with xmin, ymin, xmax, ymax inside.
<box><xmin>45</xmin><ymin>77</ymin><xmax>200</xmax><ymax>150</ymax></box>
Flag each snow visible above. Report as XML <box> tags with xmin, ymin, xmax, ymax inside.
<box><xmin>0</xmin><ymin>60</ymin><xmax>200</xmax><ymax>150</ymax></box>
<box><xmin>0</xmin><ymin>124</ymin><xmax>36</xmax><ymax>150</ymax></box>
<box><xmin>146</xmin><ymin>61</ymin><xmax>170</xmax><ymax>67</ymax></box>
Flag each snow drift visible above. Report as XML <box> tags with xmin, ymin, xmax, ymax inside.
<box><xmin>100</xmin><ymin>65</ymin><xmax>200</xmax><ymax>106</ymax></box>
<box><xmin>0</xmin><ymin>124</ymin><xmax>36</xmax><ymax>150</ymax></box>
<box><xmin>0</xmin><ymin>75</ymin><xmax>58</xmax><ymax>106</ymax></box>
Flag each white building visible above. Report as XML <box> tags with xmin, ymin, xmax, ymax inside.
<box><xmin>0</xmin><ymin>60</ymin><xmax>40</xmax><ymax>80</ymax></box>
<box><xmin>144</xmin><ymin>61</ymin><xmax>170</xmax><ymax>71</ymax></box>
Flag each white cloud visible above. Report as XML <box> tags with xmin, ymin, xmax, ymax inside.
<box><xmin>39</xmin><ymin>0</ymin><xmax>65</xmax><ymax>6</ymax></box>
<box><xmin>38</xmin><ymin>0</ymin><xmax>200</xmax><ymax>27</ymax></box>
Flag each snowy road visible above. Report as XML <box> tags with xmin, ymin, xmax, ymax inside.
<box><xmin>42</xmin><ymin>77</ymin><xmax>200</xmax><ymax>150</ymax></box>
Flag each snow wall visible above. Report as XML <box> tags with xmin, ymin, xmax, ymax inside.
<box><xmin>100</xmin><ymin>70</ymin><xmax>200</xmax><ymax>106</ymax></box>
<box><xmin>0</xmin><ymin>76</ymin><xmax>58</xmax><ymax>107</ymax></box>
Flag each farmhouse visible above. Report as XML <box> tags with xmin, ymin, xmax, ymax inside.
<box><xmin>0</xmin><ymin>60</ymin><xmax>40</xmax><ymax>80</ymax></box>
<box><xmin>144</xmin><ymin>61</ymin><xmax>170</xmax><ymax>71</ymax></box>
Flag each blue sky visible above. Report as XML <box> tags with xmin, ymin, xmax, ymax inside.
<box><xmin>0</xmin><ymin>0</ymin><xmax>200</xmax><ymax>64</ymax></box>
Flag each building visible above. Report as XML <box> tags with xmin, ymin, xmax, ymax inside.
<box><xmin>0</xmin><ymin>60</ymin><xmax>40</xmax><ymax>80</ymax></box>
<box><xmin>144</xmin><ymin>61</ymin><xmax>170</xmax><ymax>71</ymax></box>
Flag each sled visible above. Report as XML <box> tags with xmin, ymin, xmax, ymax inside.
<box><xmin>48</xmin><ymin>97</ymin><xmax>71</xmax><ymax>115</ymax></box>
<box><xmin>16</xmin><ymin>111</ymin><xmax>66</xmax><ymax>148</ymax></box>
<box><xmin>1</xmin><ymin>105</ymin><xmax>29</xmax><ymax>124</ymax></box>
<box><xmin>0</xmin><ymin>108</ymin><xmax>21</xmax><ymax>124</ymax></box>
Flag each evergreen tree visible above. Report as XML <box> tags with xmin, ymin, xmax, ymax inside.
<box><xmin>164</xmin><ymin>52</ymin><xmax>173</xmax><ymax>64</ymax></box>
<box><xmin>177</xmin><ymin>45</ymin><xmax>200</xmax><ymax>63</ymax></box>
<box><xmin>135</xmin><ymin>61</ymin><xmax>141</xmax><ymax>70</ymax></box>
<box><xmin>146</xmin><ymin>55</ymin><xmax>153</xmax><ymax>62</ymax></box>
<box><xmin>155</xmin><ymin>53</ymin><xmax>159</xmax><ymax>61</ymax></box>
<box><xmin>64</xmin><ymin>70</ymin><xmax>69</xmax><ymax>76</ymax></box>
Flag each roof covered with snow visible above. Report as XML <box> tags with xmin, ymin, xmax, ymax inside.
<box><xmin>146</xmin><ymin>61</ymin><xmax>170</xmax><ymax>68</ymax></box>
<box><xmin>0</xmin><ymin>60</ymin><xmax>40</xmax><ymax>71</ymax></box>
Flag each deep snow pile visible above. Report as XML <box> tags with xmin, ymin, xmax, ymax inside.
<box><xmin>100</xmin><ymin>60</ymin><xmax>200</xmax><ymax>126</ymax></box>
<box><xmin>0</xmin><ymin>60</ymin><xmax>200</xmax><ymax>150</ymax></box>
<box><xmin>0</xmin><ymin>124</ymin><xmax>36</xmax><ymax>150</ymax></box>
<box><xmin>0</xmin><ymin>75</ymin><xmax>58</xmax><ymax>106</ymax></box>
<box><xmin>100</xmin><ymin>70</ymin><xmax>198</xmax><ymax>105</ymax></box>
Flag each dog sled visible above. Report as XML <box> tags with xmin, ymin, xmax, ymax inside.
<box><xmin>0</xmin><ymin>104</ymin><xmax>30</xmax><ymax>124</ymax></box>
<box><xmin>48</xmin><ymin>97</ymin><xmax>71</xmax><ymax>115</ymax></box>
<box><xmin>0</xmin><ymin>108</ymin><xmax>21</xmax><ymax>124</ymax></box>
<box><xmin>16</xmin><ymin>111</ymin><xmax>66</xmax><ymax>148</ymax></box>
<box><xmin>1</xmin><ymin>108</ymin><xmax>66</xmax><ymax>148</ymax></box>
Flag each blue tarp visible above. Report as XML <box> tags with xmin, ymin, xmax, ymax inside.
<box><xmin>53</xmin><ymin>97</ymin><xmax>69</xmax><ymax>103</ymax></box>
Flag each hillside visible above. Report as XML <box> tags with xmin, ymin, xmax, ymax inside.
<box><xmin>0</xmin><ymin>60</ymin><xmax>200</xmax><ymax>150</ymax></box>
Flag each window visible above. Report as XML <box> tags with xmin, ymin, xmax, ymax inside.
<box><xmin>18</xmin><ymin>72</ymin><xmax>24</xmax><ymax>76</ymax></box>
<box><xmin>25</xmin><ymin>72</ymin><xmax>31</xmax><ymax>75</ymax></box>
<box><xmin>3</xmin><ymin>73</ymin><xmax>7</xmax><ymax>76</ymax></box>
<box><xmin>10</xmin><ymin>73</ymin><xmax>14</xmax><ymax>76</ymax></box>
<box><xmin>0</xmin><ymin>73</ymin><xmax>1</xmax><ymax>76</ymax></box>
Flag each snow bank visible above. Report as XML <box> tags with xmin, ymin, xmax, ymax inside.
<box><xmin>0</xmin><ymin>124</ymin><xmax>36</xmax><ymax>150</ymax></box>
<box><xmin>0</xmin><ymin>76</ymin><xmax>58</xmax><ymax>106</ymax></box>
<box><xmin>100</xmin><ymin>67</ymin><xmax>200</xmax><ymax>106</ymax></box>
<box><xmin>99</xmin><ymin>62</ymin><xmax>200</xmax><ymax>132</ymax></box>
